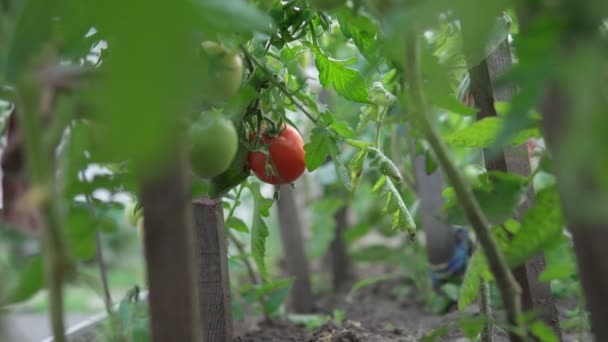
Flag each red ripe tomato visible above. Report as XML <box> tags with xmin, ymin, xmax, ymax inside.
<box><xmin>248</xmin><ymin>124</ymin><xmax>306</xmax><ymax>184</ymax></box>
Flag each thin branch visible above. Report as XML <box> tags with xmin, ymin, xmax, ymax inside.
<box><xmin>402</xmin><ymin>32</ymin><xmax>523</xmax><ymax>341</ymax></box>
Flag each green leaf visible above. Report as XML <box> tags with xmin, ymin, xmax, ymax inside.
<box><xmin>336</xmin><ymin>9</ymin><xmax>380</xmax><ymax>64</ymax></box>
<box><xmin>344</xmin><ymin>221</ymin><xmax>373</xmax><ymax>243</ymax></box>
<box><xmin>190</xmin><ymin>0</ymin><xmax>273</xmax><ymax>33</ymax></box>
<box><xmin>530</xmin><ymin>321</ymin><xmax>559</xmax><ymax>342</ymax></box>
<box><xmin>458</xmin><ymin>250</ymin><xmax>491</xmax><ymax>310</ymax></box>
<box><xmin>250</xmin><ymin>183</ymin><xmax>270</xmax><ymax>281</ymax></box>
<box><xmin>366</xmin><ymin>147</ymin><xmax>402</xmax><ymax>183</ymax></box>
<box><xmin>444</xmin><ymin>171</ymin><xmax>528</xmax><ymax>226</ymax></box>
<box><xmin>421</xmin><ymin>326</ymin><xmax>449</xmax><ymax>342</ymax></box>
<box><xmin>539</xmin><ymin>237</ymin><xmax>577</xmax><ymax>281</ymax></box>
<box><xmin>464</xmin><ymin>12</ymin><xmax>512</xmax><ymax>68</ymax></box>
<box><xmin>314</xmin><ymin>50</ymin><xmax>371</xmax><ymax>103</ymax></box>
<box><xmin>372</xmin><ymin>175</ymin><xmax>387</xmax><ymax>193</ymax></box>
<box><xmin>4</xmin><ymin>0</ymin><xmax>56</xmax><ymax>82</ymax></box>
<box><xmin>66</xmin><ymin>205</ymin><xmax>97</xmax><ymax>260</ymax></box>
<box><xmin>308</xmin><ymin>198</ymin><xmax>344</xmax><ymax>258</ymax></box>
<box><xmin>506</xmin><ymin>186</ymin><xmax>565</xmax><ymax>267</ymax></box>
<box><xmin>227</xmin><ymin>216</ymin><xmax>249</xmax><ymax>233</ymax></box>
<box><xmin>2</xmin><ymin>255</ymin><xmax>44</xmax><ymax>305</ymax></box>
<box><xmin>385</xmin><ymin>178</ymin><xmax>416</xmax><ymax>238</ymax></box>
<box><xmin>304</xmin><ymin>127</ymin><xmax>331</xmax><ymax>172</ymax></box>
<box><xmin>457</xmin><ymin>315</ymin><xmax>487</xmax><ymax>339</ymax></box>
<box><xmin>349</xmin><ymin>149</ymin><xmax>367</xmax><ymax>191</ymax></box>
<box><xmin>260</xmin><ymin>278</ymin><xmax>293</xmax><ymax>315</ymax></box>
<box><xmin>329</xmin><ymin>121</ymin><xmax>357</xmax><ymax>139</ymax></box>
<box><xmin>445</xmin><ymin>117</ymin><xmax>541</xmax><ymax>148</ymax></box>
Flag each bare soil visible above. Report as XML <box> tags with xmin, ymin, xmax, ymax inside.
<box><xmin>235</xmin><ymin>273</ymin><xmax>585</xmax><ymax>342</ymax></box>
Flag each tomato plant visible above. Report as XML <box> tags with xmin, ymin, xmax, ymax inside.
<box><xmin>189</xmin><ymin>110</ymin><xmax>239</xmax><ymax>179</ymax></box>
<box><xmin>0</xmin><ymin>0</ymin><xmax>606</xmax><ymax>342</ymax></box>
<box><xmin>248</xmin><ymin>124</ymin><xmax>306</xmax><ymax>185</ymax></box>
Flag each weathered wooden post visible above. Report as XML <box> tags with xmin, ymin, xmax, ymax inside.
<box><xmin>461</xmin><ymin>23</ymin><xmax>562</xmax><ymax>338</ymax></box>
<box><xmin>140</xmin><ymin>142</ymin><xmax>202</xmax><ymax>342</ymax></box>
<box><xmin>192</xmin><ymin>197</ymin><xmax>234</xmax><ymax>341</ymax></box>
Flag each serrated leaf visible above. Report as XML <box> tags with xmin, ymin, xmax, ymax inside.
<box><xmin>336</xmin><ymin>9</ymin><xmax>380</xmax><ymax>64</ymax></box>
<box><xmin>365</xmin><ymin>147</ymin><xmax>402</xmax><ymax>183</ymax></box>
<box><xmin>227</xmin><ymin>216</ymin><xmax>249</xmax><ymax>233</ymax></box>
<box><xmin>250</xmin><ymin>183</ymin><xmax>270</xmax><ymax>281</ymax></box>
<box><xmin>506</xmin><ymin>186</ymin><xmax>565</xmax><ymax>267</ymax></box>
<box><xmin>304</xmin><ymin>128</ymin><xmax>331</xmax><ymax>172</ymax></box>
<box><xmin>445</xmin><ymin>117</ymin><xmax>541</xmax><ymax>148</ymax></box>
<box><xmin>315</xmin><ymin>51</ymin><xmax>370</xmax><ymax>103</ymax></box>
<box><xmin>385</xmin><ymin>178</ymin><xmax>416</xmax><ymax>238</ymax></box>
<box><xmin>329</xmin><ymin>121</ymin><xmax>357</xmax><ymax>139</ymax></box>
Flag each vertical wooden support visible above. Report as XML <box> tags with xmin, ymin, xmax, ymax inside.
<box><xmin>193</xmin><ymin>197</ymin><xmax>234</xmax><ymax>342</ymax></box>
<box><xmin>330</xmin><ymin>206</ymin><xmax>353</xmax><ymax>292</ymax></box>
<box><xmin>276</xmin><ymin>186</ymin><xmax>314</xmax><ymax>313</ymax></box>
<box><xmin>466</xmin><ymin>36</ymin><xmax>562</xmax><ymax>339</ymax></box>
<box><xmin>487</xmin><ymin>41</ymin><xmax>562</xmax><ymax>339</ymax></box>
<box><xmin>140</xmin><ymin>143</ymin><xmax>201</xmax><ymax>342</ymax></box>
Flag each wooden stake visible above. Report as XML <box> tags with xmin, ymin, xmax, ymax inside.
<box><xmin>140</xmin><ymin>143</ymin><xmax>201</xmax><ymax>342</ymax></box>
<box><xmin>193</xmin><ymin>197</ymin><xmax>234</xmax><ymax>342</ymax></box>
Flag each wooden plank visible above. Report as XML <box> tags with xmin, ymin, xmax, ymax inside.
<box><xmin>193</xmin><ymin>197</ymin><xmax>234</xmax><ymax>342</ymax></box>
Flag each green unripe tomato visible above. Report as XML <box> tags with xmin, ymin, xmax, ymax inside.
<box><xmin>189</xmin><ymin>111</ymin><xmax>238</xmax><ymax>179</ymax></box>
<box><xmin>200</xmin><ymin>41</ymin><xmax>244</xmax><ymax>103</ymax></box>
<box><xmin>309</xmin><ymin>0</ymin><xmax>345</xmax><ymax>10</ymax></box>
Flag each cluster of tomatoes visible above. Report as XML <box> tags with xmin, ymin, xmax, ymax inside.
<box><xmin>188</xmin><ymin>41</ymin><xmax>306</xmax><ymax>187</ymax></box>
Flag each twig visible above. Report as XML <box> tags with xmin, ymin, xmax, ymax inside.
<box><xmin>241</xmin><ymin>47</ymin><xmax>319</xmax><ymax>123</ymax></box>
<box><xmin>402</xmin><ymin>32</ymin><xmax>523</xmax><ymax>341</ymax></box>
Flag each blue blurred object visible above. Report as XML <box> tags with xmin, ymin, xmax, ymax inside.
<box><xmin>429</xmin><ymin>227</ymin><xmax>471</xmax><ymax>287</ymax></box>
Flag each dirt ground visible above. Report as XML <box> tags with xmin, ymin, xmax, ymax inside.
<box><xmin>235</xmin><ymin>276</ymin><xmax>587</xmax><ymax>342</ymax></box>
